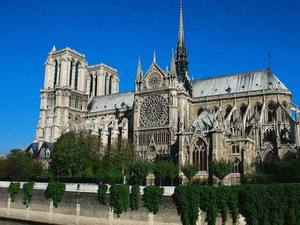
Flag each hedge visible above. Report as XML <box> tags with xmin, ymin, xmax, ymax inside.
<box><xmin>173</xmin><ymin>184</ymin><xmax>300</xmax><ymax>225</ymax></box>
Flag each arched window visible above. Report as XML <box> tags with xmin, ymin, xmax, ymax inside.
<box><xmin>109</xmin><ymin>76</ymin><xmax>113</xmax><ymax>94</ymax></box>
<box><xmin>197</xmin><ymin>107</ymin><xmax>204</xmax><ymax>116</ymax></box>
<box><xmin>192</xmin><ymin>138</ymin><xmax>207</xmax><ymax>171</ymax></box>
<box><xmin>104</xmin><ymin>73</ymin><xmax>108</xmax><ymax>95</ymax></box>
<box><xmin>281</xmin><ymin>101</ymin><xmax>288</xmax><ymax>121</ymax></box>
<box><xmin>254</xmin><ymin>102</ymin><xmax>263</xmax><ymax>119</ymax></box>
<box><xmin>240</xmin><ymin>104</ymin><xmax>247</xmax><ymax>119</ymax></box>
<box><xmin>89</xmin><ymin>74</ymin><xmax>93</xmax><ymax>97</ymax></box>
<box><xmin>233</xmin><ymin>158</ymin><xmax>241</xmax><ymax>173</ymax></box>
<box><xmin>74</xmin><ymin>62</ymin><xmax>79</xmax><ymax>90</ymax></box>
<box><xmin>53</xmin><ymin>60</ymin><xmax>58</xmax><ymax>88</ymax></box>
<box><xmin>268</xmin><ymin>101</ymin><xmax>277</xmax><ymax>122</ymax></box>
<box><xmin>225</xmin><ymin>105</ymin><xmax>233</xmax><ymax>119</ymax></box>
<box><xmin>94</xmin><ymin>76</ymin><xmax>98</xmax><ymax>96</ymax></box>
<box><xmin>69</xmin><ymin>61</ymin><xmax>73</xmax><ymax>87</ymax></box>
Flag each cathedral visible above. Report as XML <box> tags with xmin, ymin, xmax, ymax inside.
<box><xmin>28</xmin><ymin>0</ymin><xmax>300</xmax><ymax>182</ymax></box>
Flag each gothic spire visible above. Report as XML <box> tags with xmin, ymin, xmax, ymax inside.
<box><xmin>178</xmin><ymin>0</ymin><xmax>185</xmax><ymax>48</ymax></box>
<box><xmin>153</xmin><ymin>51</ymin><xmax>156</xmax><ymax>64</ymax></box>
<box><xmin>136</xmin><ymin>57</ymin><xmax>143</xmax><ymax>81</ymax></box>
<box><xmin>175</xmin><ymin>0</ymin><xmax>189</xmax><ymax>84</ymax></box>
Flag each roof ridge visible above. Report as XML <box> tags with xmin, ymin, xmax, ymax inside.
<box><xmin>192</xmin><ymin>68</ymin><xmax>269</xmax><ymax>82</ymax></box>
<box><xmin>92</xmin><ymin>91</ymin><xmax>134</xmax><ymax>100</ymax></box>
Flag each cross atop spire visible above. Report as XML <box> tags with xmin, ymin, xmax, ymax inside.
<box><xmin>178</xmin><ymin>0</ymin><xmax>185</xmax><ymax>48</ymax></box>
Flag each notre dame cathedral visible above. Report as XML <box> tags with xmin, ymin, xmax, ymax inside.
<box><xmin>28</xmin><ymin>0</ymin><xmax>300</xmax><ymax>182</ymax></box>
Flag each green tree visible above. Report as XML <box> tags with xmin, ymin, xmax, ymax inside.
<box><xmin>0</xmin><ymin>150</ymin><xmax>44</xmax><ymax>181</ymax></box>
<box><xmin>182</xmin><ymin>165</ymin><xmax>198</xmax><ymax>184</ymax></box>
<box><xmin>167</xmin><ymin>162</ymin><xmax>179</xmax><ymax>186</ymax></box>
<box><xmin>154</xmin><ymin>160</ymin><xmax>170</xmax><ymax>185</ymax></box>
<box><xmin>50</xmin><ymin>131</ymin><xmax>100</xmax><ymax>178</ymax></box>
<box><xmin>129</xmin><ymin>160</ymin><xmax>153</xmax><ymax>185</ymax></box>
<box><xmin>210</xmin><ymin>159</ymin><xmax>233</xmax><ymax>186</ymax></box>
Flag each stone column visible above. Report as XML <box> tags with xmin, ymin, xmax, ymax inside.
<box><xmin>148</xmin><ymin>212</ymin><xmax>154</xmax><ymax>225</ymax></box>
<box><xmin>60</xmin><ymin>59</ymin><xmax>68</xmax><ymax>87</ymax></box>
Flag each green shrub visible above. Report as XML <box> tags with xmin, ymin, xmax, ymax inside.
<box><xmin>129</xmin><ymin>160</ymin><xmax>153</xmax><ymax>185</ymax></box>
<box><xmin>109</xmin><ymin>184</ymin><xmax>130</xmax><ymax>216</ymax></box>
<box><xmin>143</xmin><ymin>185</ymin><xmax>164</xmax><ymax>214</ymax></box>
<box><xmin>45</xmin><ymin>182</ymin><xmax>65</xmax><ymax>208</ymax></box>
<box><xmin>210</xmin><ymin>159</ymin><xmax>233</xmax><ymax>186</ymax></box>
<box><xmin>173</xmin><ymin>184</ymin><xmax>300</xmax><ymax>225</ymax></box>
<box><xmin>173</xmin><ymin>185</ymin><xmax>199</xmax><ymax>225</ymax></box>
<box><xmin>8</xmin><ymin>182</ymin><xmax>20</xmax><ymax>202</ymax></box>
<box><xmin>98</xmin><ymin>184</ymin><xmax>108</xmax><ymax>205</ymax></box>
<box><xmin>23</xmin><ymin>182</ymin><xmax>34</xmax><ymax>207</ymax></box>
<box><xmin>182</xmin><ymin>165</ymin><xmax>198</xmax><ymax>184</ymax></box>
<box><xmin>130</xmin><ymin>185</ymin><xmax>140</xmax><ymax>210</ymax></box>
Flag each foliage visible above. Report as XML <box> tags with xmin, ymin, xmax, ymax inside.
<box><xmin>45</xmin><ymin>182</ymin><xmax>65</xmax><ymax>208</ymax></box>
<box><xmin>98</xmin><ymin>184</ymin><xmax>108</xmax><ymax>205</ymax></box>
<box><xmin>168</xmin><ymin>162</ymin><xmax>179</xmax><ymax>186</ymax></box>
<box><xmin>182</xmin><ymin>165</ymin><xmax>198</xmax><ymax>183</ymax></box>
<box><xmin>154</xmin><ymin>160</ymin><xmax>171</xmax><ymax>185</ymax></box>
<box><xmin>50</xmin><ymin>131</ymin><xmax>101</xmax><ymax>178</ymax></box>
<box><xmin>8</xmin><ymin>182</ymin><xmax>20</xmax><ymax>202</ymax></box>
<box><xmin>238</xmin><ymin>184</ymin><xmax>300</xmax><ymax>225</ymax></box>
<box><xmin>23</xmin><ymin>182</ymin><xmax>35</xmax><ymax>207</ymax></box>
<box><xmin>154</xmin><ymin>160</ymin><xmax>179</xmax><ymax>185</ymax></box>
<box><xmin>109</xmin><ymin>184</ymin><xmax>130</xmax><ymax>216</ymax></box>
<box><xmin>143</xmin><ymin>185</ymin><xmax>164</xmax><ymax>214</ymax></box>
<box><xmin>210</xmin><ymin>159</ymin><xmax>233</xmax><ymax>185</ymax></box>
<box><xmin>241</xmin><ymin>171</ymin><xmax>271</xmax><ymax>184</ymax></box>
<box><xmin>0</xmin><ymin>150</ymin><xmax>44</xmax><ymax>181</ymax></box>
<box><xmin>173</xmin><ymin>185</ymin><xmax>199</xmax><ymax>225</ymax></box>
<box><xmin>130</xmin><ymin>185</ymin><xmax>140</xmax><ymax>210</ymax></box>
<box><xmin>129</xmin><ymin>160</ymin><xmax>153</xmax><ymax>185</ymax></box>
<box><xmin>174</xmin><ymin>184</ymin><xmax>300</xmax><ymax>225</ymax></box>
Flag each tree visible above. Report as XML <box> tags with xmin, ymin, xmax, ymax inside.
<box><xmin>50</xmin><ymin>131</ymin><xmax>100</xmax><ymax>178</ymax></box>
<box><xmin>0</xmin><ymin>150</ymin><xmax>44</xmax><ymax>181</ymax></box>
<box><xmin>129</xmin><ymin>160</ymin><xmax>153</xmax><ymax>185</ymax></box>
<box><xmin>182</xmin><ymin>165</ymin><xmax>198</xmax><ymax>184</ymax></box>
<box><xmin>154</xmin><ymin>160</ymin><xmax>170</xmax><ymax>185</ymax></box>
<box><xmin>167</xmin><ymin>162</ymin><xmax>179</xmax><ymax>186</ymax></box>
<box><xmin>210</xmin><ymin>159</ymin><xmax>233</xmax><ymax>186</ymax></box>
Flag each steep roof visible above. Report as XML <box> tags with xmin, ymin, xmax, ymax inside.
<box><xmin>191</xmin><ymin>69</ymin><xmax>289</xmax><ymax>98</ymax></box>
<box><xmin>88</xmin><ymin>92</ymin><xmax>134</xmax><ymax>113</ymax></box>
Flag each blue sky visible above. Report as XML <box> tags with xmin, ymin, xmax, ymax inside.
<box><xmin>0</xmin><ymin>0</ymin><xmax>299</xmax><ymax>153</ymax></box>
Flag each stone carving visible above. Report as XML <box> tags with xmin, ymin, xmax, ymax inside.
<box><xmin>148</xmin><ymin>73</ymin><xmax>161</xmax><ymax>89</ymax></box>
<box><xmin>140</xmin><ymin>95</ymin><xmax>169</xmax><ymax>127</ymax></box>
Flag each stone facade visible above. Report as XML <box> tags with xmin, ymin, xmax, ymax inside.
<box><xmin>28</xmin><ymin>0</ymin><xmax>300</xmax><ymax>181</ymax></box>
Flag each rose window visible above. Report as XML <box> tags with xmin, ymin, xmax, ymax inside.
<box><xmin>140</xmin><ymin>95</ymin><xmax>168</xmax><ymax>127</ymax></box>
<box><xmin>148</xmin><ymin>73</ymin><xmax>161</xmax><ymax>89</ymax></box>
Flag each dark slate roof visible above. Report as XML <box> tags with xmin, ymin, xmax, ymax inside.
<box><xmin>88</xmin><ymin>92</ymin><xmax>134</xmax><ymax>113</ymax></box>
<box><xmin>191</xmin><ymin>70</ymin><xmax>289</xmax><ymax>98</ymax></box>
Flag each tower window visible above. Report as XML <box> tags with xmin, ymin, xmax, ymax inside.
<box><xmin>94</xmin><ymin>76</ymin><xmax>98</xmax><ymax>96</ymax></box>
<box><xmin>69</xmin><ymin>61</ymin><xmax>73</xmax><ymax>87</ymax></box>
<box><xmin>109</xmin><ymin>76</ymin><xmax>113</xmax><ymax>94</ymax></box>
<box><xmin>53</xmin><ymin>60</ymin><xmax>58</xmax><ymax>88</ymax></box>
<box><xmin>74</xmin><ymin>62</ymin><xmax>79</xmax><ymax>90</ymax></box>
<box><xmin>89</xmin><ymin>74</ymin><xmax>93</xmax><ymax>97</ymax></box>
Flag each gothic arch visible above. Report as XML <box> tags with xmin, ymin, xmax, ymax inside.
<box><xmin>267</xmin><ymin>101</ymin><xmax>277</xmax><ymax>122</ymax></box>
<box><xmin>191</xmin><ymin>137</ymin><xmax>208</xmax><ymax>171</ymax></box>
<box><xmin>254</xmin><ymin>102</ymin><xmax>263</xmax><ymax>119</ymax></box>
<box><xmin>233</xmin><ymin>158</ymin><xmax>242</xmax><ymax>173</ymax></box>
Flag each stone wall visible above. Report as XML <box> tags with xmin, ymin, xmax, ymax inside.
<box><xmin>0</xmin><ymin>182</ymin><xmax>246</xmax><ymax>225</ymax></box>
